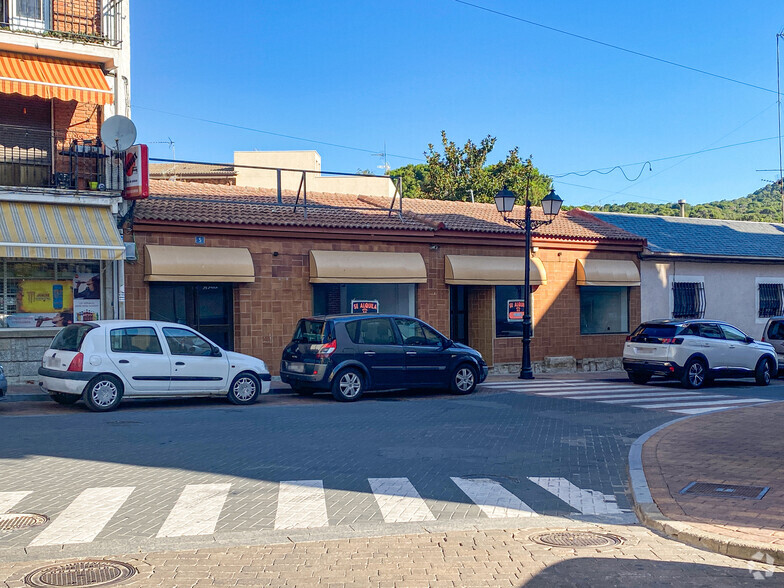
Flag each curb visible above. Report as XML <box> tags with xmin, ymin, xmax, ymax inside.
<box><xmin>629</xmin><ymin>414</ymin><xmax>784</xmax><ymax>566</ymax></box>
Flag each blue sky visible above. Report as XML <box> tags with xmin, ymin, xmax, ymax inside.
<box><xmin>131</xmin><ymin>1</ymin><xmax>784</xmax><ymax>207</ymax></box>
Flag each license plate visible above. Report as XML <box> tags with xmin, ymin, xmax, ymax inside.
<box><xmin>48</xmin><ymin>356</ymin><xmax>61</xmax><ymax>368</ymax></box>
<box><xmin>634</xmin><ymin>347</ymin><xmax>653</xmax><ymax>354</ymax></box>
<box><xmin>289</xmin><ymin>362</ymin><xmax>305</xmax><ymax>373</ymax></box>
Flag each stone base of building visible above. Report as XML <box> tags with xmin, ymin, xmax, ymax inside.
<box><xmin>489</xmin><ymin>356</ymin><xmax>623</xmax><ymax>376</ymax></box>
<box><xmin>0</xmin><ymin>329</ymin><xmax>58</xmax><ymax>385</ymax></box>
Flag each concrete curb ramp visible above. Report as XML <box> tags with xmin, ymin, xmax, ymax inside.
<box><xmin>628</xmin><ymin>414</ymin><xmax>784</xmax><ymax>566</ymax></box>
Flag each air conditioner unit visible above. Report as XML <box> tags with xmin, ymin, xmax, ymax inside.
<box><xmin>124</xmin><ymin>242</ymin><xmax>137</xmax><ymax>261</ymax></box>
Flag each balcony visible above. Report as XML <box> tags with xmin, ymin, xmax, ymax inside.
<box><xmin>0</xmin><ymin>0</ymin><xmax>122</xmax><ymax>46</ymax></box>
<box><xmin>0</xmin><ymin>122</ymin><xmax>124</xmax><ymax>192</ymax></box>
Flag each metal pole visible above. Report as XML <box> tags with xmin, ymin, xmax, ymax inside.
<box><xmin>520</xmin><ymin>174</ymin><xmax>534</xmax><ymax>380</ymax></box>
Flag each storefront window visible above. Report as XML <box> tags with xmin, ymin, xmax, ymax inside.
<box><xmin>313</xmin><ymin>283</ymin><xmax>416</xmax><ymax>316</ymax></box>
<box><xmin>495</xmin><ymin>285</ymin><xmax>531</xmax><ymax>338</ymax></box>
<box><xmin>580</xmin><ymin>286</ymin><xmax>629</xmax><ymax>334</ymax></box>
<box><xmin>0</xmin><ymin>260</ymin><xmax>101</xmax><ymax>328</ymax></box>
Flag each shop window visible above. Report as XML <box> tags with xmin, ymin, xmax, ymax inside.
<box><xmin>758</xmin><ymin>283</ymin><xmax>784</xmax><ymax>318</ymax></box>
<box><xmin>0</xmin><ymin>260</ymin><xmax>101</xmax><ymax>328</ymax></box>
<box><xmin>495</xmin><ymin>285</ymin><xmax>528</xmax><ymax>338</ymax></box>
<box><xmin>672</xmin><ymin>281</ymin><xmax>705</xmax><ymax>319</ymax></box>
<box><xmin>110</xmin><ymin>327</ymin><xmax>163</xmax><ymax>354</ymax></box>
<box><xmin>580</xmin><ymin>286</ymin><xmax>629</xmax><ymax>335</ymax></box>
<box><xmin>312</xmin><ymin>283</ymin><xmax>416</xmax><ymax>316</ymax></box>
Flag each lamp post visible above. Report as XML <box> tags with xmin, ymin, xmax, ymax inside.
<box><xmin>494</xmin><ymin>179</ymin><xmax>563</xmax><ymax>379</ymax></box>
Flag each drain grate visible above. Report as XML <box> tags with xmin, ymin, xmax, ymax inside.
<box><xmin>0</xmin><ymin>513</ymin><xmax>48</xmax><ymax>531</ymax></box>
<box><xmin>680</xmin><ymin>482</ymin><xmax>769</xmax><ymax>500</ymax></box>
<box><xmin>24</xmin><ymin>560</ymin><xmax>136</xmax><ymax>587</ymax></box>
<box><xmin>530</xmin><ymin>530</ymin><xmax>623</xmax><ymax>548</ymax></box>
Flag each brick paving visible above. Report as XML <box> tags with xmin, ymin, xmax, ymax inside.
<box><xmin>641</xmin><ymin>401</ymin><xmax>784</xmax><ymax>547</ymax></box>
<box><xmin>0</xmin><ymin>524</ymin><xmax>778</xmax><ymax>587</ymax></box>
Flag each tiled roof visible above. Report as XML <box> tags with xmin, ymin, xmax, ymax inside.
<box><xmin>136</xmin><ymin>180</ymin><xmax>436</xmax><ymax>232</ymax></box>
<box><xmin>149</xmin><ymin>163</ymin><xmax>236</xmax><ymax>178</ymax></box>
<box><xmin>136</xmin><ymin>180</ymin><xmax>644</xmax><ymax>242</ymax></box>
<box><xmin>589</xmin><ymin>211</ymin><xmax>784</xmax><ymax>258</ymax></box>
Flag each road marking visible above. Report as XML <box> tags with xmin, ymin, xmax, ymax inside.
<box><xmin>29</xmin><ymin>487</ymin><xmax>134</xmax><ymax>546</ymax></box>
<box><xmin>670</xmin><ymin>406</ymin><xmax>736</xmax><ymax>415</ymax></box>
<box><xmin>156</xmin><ymin>483</ymin><xmax>231</xmax><ymax>538</ymax></box>
<box><xmin>368</xmin><ymin>478</ymin><xmax>435</xmax><ymax>523</ymax></box>
<box><xmin>0</xmin><ymin>491</ymin><xmax>32</xmax><ymax>514</ymax></box>
<box><xmin>451</xmin><ymin>477</ymin><xmax>538</xmax><ymax>518</ymax></box>
<box><xmin>528</xmin><ymin>477</ymin><xmax>626</xmax><ymax>515</ymax></box>
<box><xmin>485</xmin><ymin>382</ymin><xmax>630</xmax><ymax>391</ymax></box>
<box><xmin>535</xmin><ymin>387</ymin><xmax>669</xmax><ymax>396</ymax></box>
<box><xmin>274</xmin><ymin>480</ymin><xmax>329</xmax><ymax>529</ymax></box>
<box><xmin>564</xmin><ymin>392</ymin><xmax>706</xmax><ymax>401</ymax></box>
<box><xmin>599</xmin><ymin>394</ymin><xmax>731</xmax><ymax>404</ymax></box>
<box><xmin>633</xmin><ymin>398</ymin><xmax>771</xmax><ymax>409</ymax></box>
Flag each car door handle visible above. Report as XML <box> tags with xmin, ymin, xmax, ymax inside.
<box><xmin>406</xmin><ymin>351</ymin><xmax>417</xmax><ymax>355</ymax></box>
<box><xmin>118</xmin><ymin>359</ymin><xmax>129</xmax><ymax>364</ymax></box>
<box><xmin>363</xmin><ymin>351</ymin><xmax>376</xmax><ymax>356</ymax></box>
<box><xmin>175</xmin><ymin>361</ymin><xmax>185</xmax><ymax>366</ymax></box>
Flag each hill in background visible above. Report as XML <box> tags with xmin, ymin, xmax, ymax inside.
<box><xmin>580</xmin><ymin>182</ymin><xmax>783</xmax><ymax>222</ymax></box>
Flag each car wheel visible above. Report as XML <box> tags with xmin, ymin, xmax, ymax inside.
<box><xmin>755</xmin><ymin>357</ymin><xmax>774</xmax><ymax>386</ymax></box>
<box><xmin>83</xmin><ymin>375</ymin><xmax>123</xmax><ymax>412</ymax></box>
<box><xmin>681</xmin><ymin>358</ymin><xmax>707</xmax><ymax>389</ymax></box>
<box><xmin>628</xmin><ymin>371</ymin><xmax>651</xmax><ymax>385</ymax></box>
<box><xmin>50</xmin><ymin>392</ymin><xmax>79</xmax><ymax>405</ymax></box>
<box><xmin>331</xmin><ymin>368</ymin><xmax>364</xmax><ymax>402</ymax></box>
<box><xmin>228</xmin><ymin>373</ymin><xmax>260</xmax><ymax>405</ymax></box>
<box><xmin>451</xmin><ymin>364</ymin><xmax>478</xmax><ymax>395</ymax></box>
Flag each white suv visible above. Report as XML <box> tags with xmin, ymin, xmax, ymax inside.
<box><xmin>623</xmin><ymin>319</ymin><xmax>777</xmax><ymax>389</ymax></box>
<box><xmin>38</xmin><ymin>320</ymin><xmax>271</xmax><ymax>411</ymax></box>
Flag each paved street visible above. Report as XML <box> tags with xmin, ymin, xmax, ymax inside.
<box><xmin>1</xmin><ymin>375</ymin><xmax>783</xmax><ymax>585</ymax></box>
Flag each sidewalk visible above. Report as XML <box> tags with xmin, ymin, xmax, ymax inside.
<box><xmin>634</xmin><ymin>401</ymin><xmax>784</xmax><ymax>564</ymax></box>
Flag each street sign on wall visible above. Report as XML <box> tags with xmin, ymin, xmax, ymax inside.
<box><xmin>351</xmin><ymin>300</ymin><xmax>379</xmax><ymax>314</ymax></box>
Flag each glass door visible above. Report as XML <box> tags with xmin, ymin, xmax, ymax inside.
<box><xmin>449</xmin><ymin>285</ymin><xmax>468</xmax><ymax>344</ymax></box>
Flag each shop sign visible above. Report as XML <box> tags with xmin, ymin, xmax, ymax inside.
<box><xmin>73</xmin><ymin>272</ymin><xmax>101</xmax><ymax>322</ymax></box>
<box><xmin>123</xmin><ymin>144</ymin><xmax>150</xmax><ymax>200</ymax></box>
<box><xmin>508</xmin><ymin>299</ymin><xmax>525</xmax><ymax>322</ymax></box>
<box><xmin>7</xmin><ymin>273</ymin><xmax>101</xmax><ymax>328</ymax></box>
<box><xmin>351</xmin><ymin>299</ymin><xmax>379</xmax><ymax>314</ymax></box>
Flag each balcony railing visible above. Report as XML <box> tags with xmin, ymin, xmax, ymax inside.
<box><xmin>0</xmin><ymin>0</ymin><xmax>122</xmax><ymax>46</ymax></box>
<box><xmin>0</xmin><ymin>122</ymin><xmax>124</xmax><ymax>192</ymax></box>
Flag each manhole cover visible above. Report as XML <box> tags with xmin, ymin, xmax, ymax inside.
<box><xmin>530</xmin><ymin>531</ymin><xmax>623</xmax><ymax>548</ymax></box>
<box><xmin>680</xmin><ymin>482</ymin><xmax>769</xmax><ymax>500</ymax></box>
<box><xmin>24</xmin><ymin>561</ymin><xmax>136</xmax><ymax>587</ymax></box>
<box><xmin>0</xmin><ymin>513</ymin><xmax>48</xmax><ymax>531</ymax></box>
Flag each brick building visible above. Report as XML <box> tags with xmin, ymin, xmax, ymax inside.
<box><xmin>125</xmin><ymin>180</ymin><xmax>645</xmax><ymax>375</ymax></box>
<box><xmin>0</xmin><ymin>0</ymin><xmax>130</xmax><ymax>383</ymax></box>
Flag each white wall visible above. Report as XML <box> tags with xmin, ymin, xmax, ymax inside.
<box><xmin>640</xmin><ymin>259</ymin><xmax>784</xmax><ymax>338</ymax></box>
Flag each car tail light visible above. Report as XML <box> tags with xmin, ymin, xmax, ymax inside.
<box><xmin>660</xmin><ymin>338</ymin><xmax>683</xmax><ymax>345</ymax></box>
<box><xmin>625</xmin><ymin>335</ymin><xmax>631</xmax><ymax>342</ymax></box>
<box><xmin>67</xmin><ymin>352</ymin><xmax>84</xmax><ymax>372</ymax></box>
<box><xmin>316</xmin><ymin>340</ymin><xmax>337</xmax><ymax>359</ymax></box>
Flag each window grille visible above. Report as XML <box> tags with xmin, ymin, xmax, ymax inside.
<box><xmin>672</xmin><ymin>282</ymin><xmax>705</xmax><ymax>319</ymax></box>
<box><xmin>758</xmin><ymin>283</ymin><xmax>784</xmax><ymax>318</ymax></box>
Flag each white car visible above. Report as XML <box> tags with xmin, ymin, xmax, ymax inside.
<box><xmin>38</xmin><ymin>320</ymin><xmax>271</xmax><ymax>411</ymax></box>
<box><xmin>623</xmin><ymin>319</ymin><xmax>777</xmax><ymax>388</ymax></box>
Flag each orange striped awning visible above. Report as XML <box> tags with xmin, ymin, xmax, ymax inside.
<box><xmin>0</xmin><ymin>51</ymin><xmax>113</xmax><ymax>105</ymax></box>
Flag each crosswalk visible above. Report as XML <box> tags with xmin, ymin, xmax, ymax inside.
<box><xmin>480</xmin><ymin>379</ymin><xmax>773</xmax><ymax>415</ymax></box>
<box><xmin>0</xmin><ymin>476</ymin><xmax>626</xmax><ymax>547</ymax></box>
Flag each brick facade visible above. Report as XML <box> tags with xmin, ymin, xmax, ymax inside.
<box><xmin>126</xmin><ymin>225</ymin><xmax>641</xmax><ymax>375</ymax></box>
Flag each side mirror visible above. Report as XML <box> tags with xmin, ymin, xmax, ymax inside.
<box><xmin>443</xmin><ymin>338</ymin><xmax>454</xmax><ymax>350</ymax></box>
<box><xmin>211</xmin><ymin>345</ymin><xmax>222</xmax><ymax>357</ymax></box>
<box><xmin>746</xmin><ymin>336</ymin><xmax>755</xmax><ymax>344</ymax></box>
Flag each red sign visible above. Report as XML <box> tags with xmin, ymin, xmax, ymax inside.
<box><xmin>508</xmin><ymin>299</ymin><xmax>525</xmax><ymax>322</ymax></box>
<box><xmin>351</xmin><ymin>300</ymin><xmax>379</xmax><ymax>314</ymax></box>
<box><xmin>123</xmin><ymin>144</ymin><xmax>149</xmax><ymax>200</ymax></box>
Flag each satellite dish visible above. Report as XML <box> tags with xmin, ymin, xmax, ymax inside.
<box><xmin>100</xmin><ymin>115</ymin><xmax>137</xmax><ymax>151</ymax></box>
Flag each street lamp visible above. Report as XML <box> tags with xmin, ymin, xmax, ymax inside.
<box><xmin>494</xmin><ymin>180</ymin><xmax>563</xmax><ymax>379</ymax></box>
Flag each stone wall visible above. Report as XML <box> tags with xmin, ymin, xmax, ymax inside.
<box><xmin>0</xmin><ymin>329</ymin><xmax>58</xmax><ymax>384</ymax></box>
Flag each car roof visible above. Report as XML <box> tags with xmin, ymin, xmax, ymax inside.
<box><xmin>640</xmin><ymin>319</ymin><xmax>739</xmax><ymax>327</ymax></box>
<box><xmin>300</xmin><ymin>314</ymin><xmax>420</xmax><ymax>322</ymax></box>
<box><xmin>65</xmin><ymin>320</ymin><xmax>195</xmax><ymax>330</ymax></box>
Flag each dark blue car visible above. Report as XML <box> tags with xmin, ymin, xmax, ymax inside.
<box><xmin>280</xmin><ymin>314</ymin><xmax>488</xmax><ymax>401</ymax></box>
<box><xmin>0</xmin><ymin>362</ymin><xmax>7</xmax><ymax>401</ymax></box>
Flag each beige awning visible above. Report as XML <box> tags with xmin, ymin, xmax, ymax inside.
<box><xmin>445</xmin><ymin>255</ymin><xmax>546</xmax><ymax>286</ymax></box>
<box><xmin>576</xmin><ymin>258</ymin><xmax>640</xmax><ymax>287</ymax></box>
<box><xmin>309</xmin><ymin>250</ymin><xmax>427</xmax><ymax>283</ymax></box>
<box><xmin>144</xmin><ymin>245</ymin><xmax>255</xmax><ymax>282</ymax></box>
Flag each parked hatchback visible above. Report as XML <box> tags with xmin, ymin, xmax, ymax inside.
<box><xmin>38</xmin><ymin>320</ymin><xmax>271</xmax><ymax>411</ymax></box>
<box><xmin>761</xmin><ymin>316</ymin><xmax>784</xmax><ymax>370</ymax></box>
<box><xmin>280</xmin><ymin>314</ymin><xmax>488</xmax><ymax>401</ymax></box>
<box><xmin>623</xmin><ymin>319</ymin><xmax>777</xmax><ymax>388</ymax></box>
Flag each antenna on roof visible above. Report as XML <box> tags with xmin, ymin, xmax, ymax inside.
<box><xmin>373</xmin><ymin>142</ymin><xmax>390</xmax><ymax>175</ymax></box>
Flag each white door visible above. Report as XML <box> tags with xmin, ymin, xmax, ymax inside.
<box><xmin>695</xmin><ymin>323</ymin><xmax>729</xmax><ymax>369</ymax></box>
<box><xmin>107</xmin><ymin>327</ymin><xmax>171</xmax><ymax>393</ymax></box>
<box><xmin>719</xmin><ymin>324</ymin><xmax>760</xmax><ymax>370</ymax></box>
<box><xmin>161</xmin><ymin>326</ymin><xmax>229</xmax><ymax>392</ymax></box>
<box><xmin>10</xmin><ymin>0</ymin><xmax>50</xmax><ymax>31</ymax></box>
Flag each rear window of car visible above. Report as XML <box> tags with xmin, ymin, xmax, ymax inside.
<box><xmin>50</xmin><ymin>324</ymin><xmax>95</xmax><ymax>351</ymax></box>
<box><xmin>768</xmin><ymin>320</ymin><xmax>784</xmax><ymax>340</ymax></box>
<box><xmin>110</xmin><ymin>327</ymin><xmax>163</xmax><ymax>354</ymax></box>
<box><xmin>291</xmin><ymin>319</ymin><xmax>328</xmax><ymax>344</ymax></box>
<box><xmin>345</xmin><ymin>318</ymin><xmax>397</xmax><ymax>345</ymax></box>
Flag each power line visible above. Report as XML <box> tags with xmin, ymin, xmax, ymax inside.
<box><xmin>453</xmin><ymin>0</ymin><xmax>779</xmax><ymax>95</ymax></box>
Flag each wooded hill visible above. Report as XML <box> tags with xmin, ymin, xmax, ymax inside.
<box><xmin>580</xmin><ymin>182</ymin><xmax>784</xmax><ymax>222</ymax></box>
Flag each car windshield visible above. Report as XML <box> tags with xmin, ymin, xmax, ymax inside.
<box><xmin>292</xmin><ymin>319</ymin><xmax>327</xmax><ymax>344</ymax></box>
<box><xmin>50</xmin><ymin>324</ymin><xmax>95</xmax><ymax>351</ymax></box>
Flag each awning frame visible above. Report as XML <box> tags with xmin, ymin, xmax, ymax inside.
<box><xmin>144</xmin><ymin>245</ymin><xmax>256</xmax><ymax>283</ymax></box>
<box><xmin>445</xmin><ymin>254</ymin><xmax>547</xmax><ymax>286</ymax></box>
<box><xmin>309</xmin><ymin>250</ymin><xmax>427</xmax><ymax>284</ymax></box>
<box><xmin>576</xmin><ymin>258</ymin><xmax>641</xmax><ymax>287</ymax></box>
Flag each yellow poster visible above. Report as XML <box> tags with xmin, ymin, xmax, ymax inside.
<box><xmin>17</xmin><ymin>280</ymin><xmax>74</xmax><ymax>313</ymax></box>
